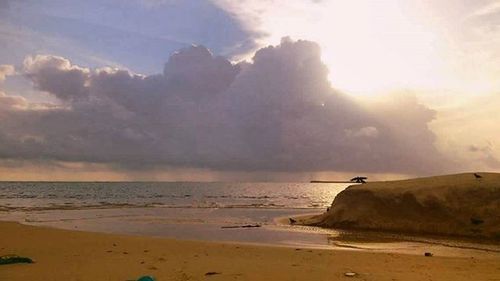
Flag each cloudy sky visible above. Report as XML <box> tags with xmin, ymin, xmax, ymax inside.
<box><xmin>0</xmin><ymin>0</ymin><xmax>499</xmax><ymax>181</ymax></box>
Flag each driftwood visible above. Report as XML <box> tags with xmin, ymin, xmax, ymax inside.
<box><xmin>205</xmin><ymin>272</ymin><xmax>222</xmax><ymax>276</ymax></box>
<box><xmin>221</xmin><ymin>224</ymin><xmax>261</xmax><ymax>229</ymax></box>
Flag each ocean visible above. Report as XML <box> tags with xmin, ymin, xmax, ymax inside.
<box><xmin>1</xmin><ymin>181</ymin><xmax>498</xmax><ymax>257</ymax></box>
<box><xmin>0</xmin><ymin>182</ymin><xmax>347</xmax><ymax>211</ymax></box>
<box><xmin>0</xmin><ymin>182</ymin><xmax>347</xmax><ymax>247</ymax></box>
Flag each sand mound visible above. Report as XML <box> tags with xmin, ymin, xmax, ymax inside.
<box><xmin>306</xmin><ymin>173</ymin><xmax>500</xmax><ymax>239</ymax></box>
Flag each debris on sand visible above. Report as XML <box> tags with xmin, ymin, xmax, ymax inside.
<box><xmin>136</xmin><ymin>276</ymin><xmax>156</xmax><ymax>281</ymax></box>
<box><xmin>221</xmin><ymin>224</ymin><xmax>261</xmax><ymax>229</ymax></box>
<box><xmin>205</xmin><ymin>271</ymin><xmax>222</xmax><ymax>276</ymax></box>
<box><xmin>0</xmin><ymin>255</ymin><xmax>34</xmax><ymax>265</ymax></box>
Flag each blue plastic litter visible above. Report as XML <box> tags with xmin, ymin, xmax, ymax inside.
<box><xmin>137</xmin><ymin>276</ymin><xmax>156</xmax><ymax>281</ymax></box>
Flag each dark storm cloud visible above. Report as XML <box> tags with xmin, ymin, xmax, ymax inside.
<box><xmin>0</xmin><ymin>38</ymin><xmax>448</xmax><ymax>174</ymax></box>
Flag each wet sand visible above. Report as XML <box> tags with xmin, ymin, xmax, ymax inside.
<box><xmin>2</xmin><ymin>207</ymin><xmax>500</xmax><ymax>258</ymax></box>
<box><xmin>1</xmin><ymin>221</ymin><xmax>499</xmax><ymax>281</ymax></box>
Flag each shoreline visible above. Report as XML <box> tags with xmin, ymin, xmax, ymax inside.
<box><xmin>2</xmin><ymin>207</ymin><xmax>500</xmax><ymax>258</ymax></box>
<box><xmin>290</xmin><ymin>213</ymin><xmax>500</xmax><ymax>247</ymax></box>
<box><xmin>1</xmin><ymin>221</ymin><xmax>499</xmax><ymax>281</ymax></box>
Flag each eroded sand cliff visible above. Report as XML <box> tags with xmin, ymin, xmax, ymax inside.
<box><xmin>305</xmin><ymin>173</ymin><xmax>500</xmax><ymax>239</ymax></box>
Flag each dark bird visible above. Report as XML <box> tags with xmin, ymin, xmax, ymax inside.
<box><xmin>474</xmin><ymin>173</ymin><xmax>482</xmax><ymax>179</ymax></box>
<box><xmin>350</xmin><ymin>176</ymin><xmax>367</xmax><ymax>184</ymax></box>
<box><xmin>289</xmin><ymin>218</ymin><xmax>297</xmax><ymax>224</ymax></box>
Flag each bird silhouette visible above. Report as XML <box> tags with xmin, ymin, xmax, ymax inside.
<box><xmin>474</xmin><ymin>173</ymin><xmax>482</xmax><ymax>179</ymax></box>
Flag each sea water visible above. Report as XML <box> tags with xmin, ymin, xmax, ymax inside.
<box><xmin>0</xmin><ymin>182</ymin><xmax>346</xmax><ymax>211</ymax></box>
<box><xmin>0</xmin><ymin>182</ymin><xmax>346</xmax><ymax>246</ymax></box>
<box><xmin>1</xmin><ymin>182</ymin><xmax>498</xmax><ymax>257</ymax></box>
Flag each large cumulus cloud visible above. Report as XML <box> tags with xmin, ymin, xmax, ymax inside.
<box><xmin>0</xmin><ymin>38</ymin><xmax>448</xmax><ymax>174</ymax></box>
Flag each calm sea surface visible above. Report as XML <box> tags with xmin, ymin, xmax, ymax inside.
<box><xmin>0</xmin><ymin>182</ymin><xmax>347</xmax><ymax>211</ymax></box>
<box><xmin>1</xmin><ymin>182</ymin><xmax>498</xmax><ymax>257</ymax></box>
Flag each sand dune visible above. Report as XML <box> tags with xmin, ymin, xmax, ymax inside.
<box><xmin>303</xmin><ymin>173</ymin><xmax>500</xmax><ymax>239</ymax></box>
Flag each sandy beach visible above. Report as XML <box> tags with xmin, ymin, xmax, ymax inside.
<box><xmin>2</xmin><ymin>0</ymin><xmax>500</xmax><ymax>279</ymax></box>
<box><xmin>1</xmin><ymin>221</ymin><xmax>499</xmax><ymax>281</ymax></box>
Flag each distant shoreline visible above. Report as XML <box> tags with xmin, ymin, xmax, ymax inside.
<box><xmin>310</xmin><ymin>180</ymin><xmax>353</xmax><ymax>183</ymax></box>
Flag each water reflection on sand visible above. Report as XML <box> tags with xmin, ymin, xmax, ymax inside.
<box><xmin>1</xmin><ymin>207</ymin><xmax>498</xmax><ymax>259</ymax></box>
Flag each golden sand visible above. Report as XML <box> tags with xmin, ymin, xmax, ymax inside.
<box><xmin>1</xmin><ymin>221</ymin><xmax>499</xmax><ymax>281</ymax></box>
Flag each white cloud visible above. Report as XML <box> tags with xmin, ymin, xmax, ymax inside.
<box><xmin>0</xmin><ymin>91</ymin><xmax>27</xmax><ymax>110</ymax></box>
<box><xmin>345</xmin><ymin>127</ymin><xmax>379</xmax><ymax>138</ymax></box>
<box><xmin>0</xmin><ymin>64</ymin><xmax>15</xmax><ymax>82</ymax></box>
<box><xmin>468</xmin><ymin>1</ymin><xmax>500</xmax><ymax>18</ymax></box>
<box><xmin>23</xmin><ymin>55</ymin><xmax>90</xmax><ymax>101</ymax></box>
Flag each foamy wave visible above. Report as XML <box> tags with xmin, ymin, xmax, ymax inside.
<box><xmin>0</xmin><ymin>202</ymin><xmax>325</xmax><ymax>211</ymax></box>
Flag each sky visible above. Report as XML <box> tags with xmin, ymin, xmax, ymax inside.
<box><xmin>0</xmin><ymin>0</ymin><xmax>499</xmax><ymax>181</ymax></box>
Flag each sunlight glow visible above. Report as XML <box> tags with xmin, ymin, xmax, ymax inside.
<box><xmin>214</xmin><ymin>0</ymin><xmax>499</xmax><ymax>96</ymax></box>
